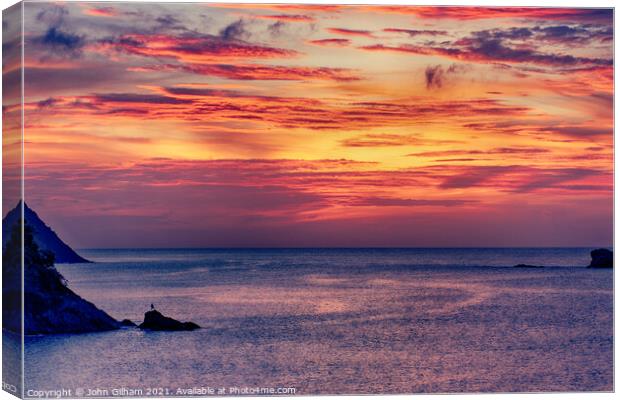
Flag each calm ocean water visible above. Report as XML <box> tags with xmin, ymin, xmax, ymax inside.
<box><xmin>17</xmin><ymin>248</ymin><xmax>613</xmax><ymax>395</ymax></box>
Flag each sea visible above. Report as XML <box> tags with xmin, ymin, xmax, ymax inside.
<box><xmin>11</xmin><ymin>248</ymin><xmax>615</xmax><ymax>395</ymax></box>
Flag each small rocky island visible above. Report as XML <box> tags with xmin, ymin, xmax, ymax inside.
<box><xmin>588</xmin><ymin>248</ymin><xmax>613</xmax><ymax>268</ymax></box>
<box><xmin>139</xmin><ymin>309</ymin><xmax>200</xmax><ymax>331</ymax></box>
<box><xmin>513</xmin><ymin>248</ymin><xmax>613</xmax><ymax>269</ymax></box>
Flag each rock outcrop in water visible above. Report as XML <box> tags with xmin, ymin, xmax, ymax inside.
<box><xmin>139</xmin><ymin>309</ymin><xmax>200</xmax><ymax>331</ymax></box>
<box><xmin>2</xmin><ymin>215</ymin><xmax>119</xmax><ymax>334</ymax></box>
<box><xmin>2</xmin><ymin>202</ymin><xmax>90</xmax><ymax>263</ymax></box>
<box><xmin>513</xmin><ymin>264</ymin><xmax>544</xmax><ymax>268</ymax></box>
<box><xmin>588</xmin><ymin>248</ymin><xmax>613</xmax><ymax>268</ymax></box>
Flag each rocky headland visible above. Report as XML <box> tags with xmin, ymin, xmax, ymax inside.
<box><xmin>3</xmin><ymin>202</ymin><xmax>90</xmax><ymax>263</ymax></box>
<box><xmin>2</xmin><ymin>202</ymin><xmax>200</xmax><ymax>335</ymax></box>
<box><xmin>2</xmin><ymin>215</ymin><xmax>119</xmax><ymax>334</ymax></box>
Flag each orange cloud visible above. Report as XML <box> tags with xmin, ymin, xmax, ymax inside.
<box><xmin>97</xmin><ymin>33</ymin><xmax>298</xmax><ymax>63</ymax></box>
<box><xmin>130</xmin><ymin>63</ymin><xmax>360</xmax><ymax>82</ymax></box>
<box><xmin>24</xmin><ymin>89</ymin><xmax>533</xmax><ymax>133</ymax></box>
<box><xmin>82</xmin><ymin>7</ymin><xmax>117</xmax><ymax>17</ymax></box>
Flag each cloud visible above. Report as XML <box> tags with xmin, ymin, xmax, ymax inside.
<box><xmin>370</xmin><ymin>6</ymin><xmax>613</xmax><ymax>23</ymax></box>
<box><xmin>22</xmin><ymin>64</ymin><xmax>142</xmax><ymax>97</ymax></box>
<box><xmin>383</xmin><ymin>28</ymin><xmax>447</xmax><ymax>37</ymax></box>
<box><xmin>37</xmin><ymin>97</ymin><xmax>60</xmax><ymax>109</ymax></box>
<box><xmin>461</xmin><ymin>119</ymin><xmax>612</xmax><ymax>142</ymax></box>
<box><xmin>359</xmin><ymin>23</ymin><xmax>611</xmax><ymax>71</ymax></box>
<box><xmin>463</xmin><ymin>117</ymin><xmax>613</xmax><ymax>142</ymax></box>
<box><xmin>267</xmin><ymin>21</ymin><xmax>286</xmax><ymax>37</ymax></box>
<box><xmin>347</xmin><ymin>197</ymin><xmax>476</xmax><ymax>207</ymax></box>
<box><xmin>439</xmin><ymin>166</ymin><xmax>511</xmax><ymax>189</ymax></box>
<box><xmin>436</xmin><ymin>165</ymin><xmax>606</xmax><ymax>193</ymax></box>
<box><xmin>219</xmin><ymin>19</ymin><xmax>251</xmax><ymax>41</ymax></box>
<box><xmin>409</xmin><ymin>147</ymin><xmax>550</xmax><ymax>158</ymax></box>
<box><xmin>341</xmin><ymin>134</ymin><xmax>427</xmax><ymax>147</ymax></box>
<box><xmin>425</xmin><ymin>65</ymin><xmax>444</xmax><ymax>89</ymax></box>
<box><xmin>36</xmin><ymin>4</ymin><xmax>69</xmax><ymax>27</ymax></box>
<box><xmin>471</xmin><ymin>25</ymin><xmax>613</xmax><ymax>45</ymax></box>
<box><xmin>24</xmin><ymin>158</ymin><xmax>474</xmax><ymax>222</ymax></box>
<box><xmin>27</xmin><ymin>88</ymin><xmax>530</xmax><ymax>132</ymax></box>
<box><xmin>132</xmin><ymin>62</ymin><xmax>360</xmax><ymax>82</ymax></box>
<box><xmin>327</xmin><ymin>28</ymin><xmax>374</xmax><ymax>38</ymax></box>
<box><xmin>31</xmin><ymin>5</ymin><xmax>85</xmax><ymax>59</ymax></box>
<box><xmin>222</xmin><ymin>4</ymin><xmax>610</xmax><ymax>24</ymax></box>
<box><xmin>40</xmin><ymin>27</ymin><xmax>84</xmax><ymax>52</ymax></box>
<box><xmin>154</xmin><ymin>14</ymin><xmax>186</xmax><ymax>31</ymax></box>
<box><xmin>104</xmin><ymin>107</ymin><xmax>150</xmax><ymax>116</ymax></box>
<box><xmin>253</xmin><ymin>14</ymin><xmax>315</xmax><ymax>22</ymax></box>
<box><xmin>360</xmin><ymin>39</ymin><xmax>611</xmax><ymax>67</ymax></box>
<box><xmin>493</xmin><ymin>147</ymin><xmax>551</xmax><ymax>154</ymax></box>
<box><xmin>424</xmin><ymin>63</ymin><xmax>470</xmax><ymax>89</ymax></box>
<box><xmin>308</xmin><ymin>38</ymin><xmax>351</xmax><ymax>47</ymax></box>
<box><xmin>93</xmin><ymin>93</ymin><xmax>194</xmax><ymax>105</ymax></box>
<box><xmin>470</xmin><ymin>27</ymin><xmax>533</xmax><ymax>40</ymax></box>
<box><xmin>99</xmin><ymin>32</ymin><xmax>298</xmax><ymax>63</ymax></box>
<box><xmin>83</xmin><ymin>7</ymin><xmax>117</xmax><ymax>17</ymax></box>
<box><xmin>513</xmin><ymin>167</ymin><xmax>600</xmax><ymax>193</ymax></box>
<box><xmin>340</xmin><ymin>133</ymin><xmax>476</xmax><ymax>148</ymax></box>
<box><xmin>24</xmin><ymin>159</ymin><xmax>610</xmax><ymax>245</ymax></box>
<box><xmin>435</xmin><ymin>158</ymin><xmax>484</xmax><ymax>162</ymax></box>
<box><xmin>536</xmin><ymin>126</ymin><xmax>612</xmax><ymax>139</ymax></box>
<box><xmin>209</xmin><ymin>4</ymin><xmax>342</xmax><ymax>13</ymax></box>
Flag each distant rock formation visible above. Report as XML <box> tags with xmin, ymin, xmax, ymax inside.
<box><xmin>513</xmin><ymin>264</ymin><xmax>544</xmax><ymax>268</ymax></box>
<box><xmin>120</xmin><ymin>319</ymin><xmax>137</xmax><ymax>327</ymax></box>
<box><xmin>139</xmin><ymin>309</ymin><xmax>200</xmax><ymax>331</ymax></box>
<box><xmin>2</xmin><ymin>216</ymin><xmax>119</xmax><ymax>335</ymax></box>
<box><xmin>588</xmin><ymin>248</ymin><xmax>613</xmax><ymax>268</ymax></box>
<box><xmin>2</xmin><ymin>202</ymin><xmax>90</xmax><ymax>263</ymax></box>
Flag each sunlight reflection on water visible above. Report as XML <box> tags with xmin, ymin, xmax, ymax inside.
<box><xmin>23</xmin><ymin>249</ymin><xmax>612</xmax><ymax>394</ymax></box>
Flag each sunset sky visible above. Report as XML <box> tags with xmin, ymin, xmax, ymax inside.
<box><xmin>4</xmin><ymin>2</ymin><xmax>613</xmax><ymax>248</ymax></box>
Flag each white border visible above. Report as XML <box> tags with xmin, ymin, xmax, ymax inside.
<box><xmin>0</xmin><ymin>1</ymin><xmax>616</xmax><ymax>400</ymax></box>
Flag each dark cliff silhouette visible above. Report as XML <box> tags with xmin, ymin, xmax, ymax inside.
<box><xmin>2</xmin><ymin>202</ymin><xmax>90</xmax><ymax>263</ymax></box>
<box><xmin>2</xmin><ymin>213</ymin><xmax>119</xmax><ymax>334</ymax></box>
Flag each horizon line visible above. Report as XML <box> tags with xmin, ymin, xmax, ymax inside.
<box><xmin>76</xmin><ymin>246</ymin><xmax>613</xmax><ymax>251</ymax></box>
